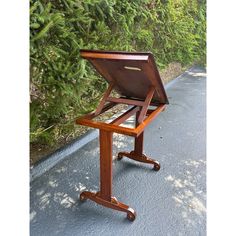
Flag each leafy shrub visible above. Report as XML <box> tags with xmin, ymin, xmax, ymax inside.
<box><xmin>30</xmin><ymin>0</ymin><xmax>206</xmax><ymax>146</ymax></box>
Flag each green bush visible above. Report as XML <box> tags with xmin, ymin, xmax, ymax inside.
<box><xmin>30</xmin><ymin>0</ymin><xmax>206</xmax><ymax>145</ymax></box>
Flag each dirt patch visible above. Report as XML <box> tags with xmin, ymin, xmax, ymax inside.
<box><xmin>30</xmin><ymin>62</ymin><xmax>188</xmax><ymax>166</ymax></box>
<box><xmin>159</xmin><ymin>62</ymin><xmax>186</xmax><ymax>84</ymax></box>
<box><xmin>30</xmin><ymin>126</ymin><xmax>91</xmax><ymax>166</ymax></box>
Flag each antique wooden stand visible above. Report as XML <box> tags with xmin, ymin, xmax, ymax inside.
<box><xmin>76</xmin><ymin>50</ymin><xmax>169</xmax><ymax>221</ymax></box>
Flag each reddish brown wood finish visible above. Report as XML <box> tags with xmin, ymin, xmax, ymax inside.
<box><xmin>137</xmin><ymin>86</ymin><xmax>155</xmax><ymax>123</ymax></box>
<box><xmin>99</xmin><ymin>130</ymin><xmax>113</xmax><ymax>201</ymax></box>
<box><xmin>76</xmin><ymin>103</ymin><xmax>166</xmax><ymax>137</ymax></box>
<box><xmin>76</xmin><ymin>117</ymin><xmax>138</xmax><ymax>136</ymax></box>
<box><xmin>77</xmin><ymin>50</ymin><xmax>168</xmax><ymax>221</ymax></box>
<box><xmin>135</xmin><ymin>104</ymin><xmax>166</xmax><ymax>136</ymax></box>
<box><xmin>80</xmin><ymin>51</ymin><xmax>149</xmax><ymax>61</ymax></box>
<box><xmin>80</xmin><ymin>49</ymin><xmax>169</xmax><ymax>104</ymax></box>
<box><xmin>106</xmin><ymin>97</ymin><xmax>145</xmax><ymax>107</ymax></box>
<box><xmin>95</xmin><ymin>83</ymin><xmax>114</xmax><ymax>116</ymax></box>
<box><xmin>135</xmin><ymin>110</ymin><xmax>144</xmax><ymax>155</ymax></box>
<box><xmin>110</xmin><ymin>106</ymin><xmax>140</xmax><ymax>126</ymax></box>
<box><xmin>80</xmin><ymin>191</ymin><xmax>136</xmax><ymax>221</ymax></box>
<box><xmin>118</xmin><ymin>110</ymin><xmax>161</xmax><ymax>171</ymax></box>
<box><xmin>78</xmin><ymin>104</ymin><xmax>164</xmax><ymax>220</ymax></box>
<box><xmin>80</xmin><ymin>129</ymin><xmax>136</xmax><ymax>221</ymax></box>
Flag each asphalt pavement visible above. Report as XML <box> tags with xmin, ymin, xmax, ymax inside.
<box><xmin>30</xmin><ymin>66</ymin><xmax>206</xmax><ymax>236</ymax></box>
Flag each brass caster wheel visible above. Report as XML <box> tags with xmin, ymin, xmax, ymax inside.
<box><xmin>127</xmin><ymin>212</ymin><xmax>136</xmax><ymax>221</ymax></box>
<box><xmin>153</xmin><ymin>162</ymin><xmax>161</xmax><ymax>171</ymax></box>
<box><xmin>80</xmin><ymin>194</ymin><xmax>87</xmax><ymax>202</ymax></box>
<box><xmin>117</xmin><ymin>153</ymin><xmax>123</xmax><ymax>160</ymax></box>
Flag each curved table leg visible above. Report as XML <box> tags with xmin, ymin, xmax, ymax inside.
<box><xmin>118</xmin><ymin>126</ymin><xmax>160</xmax><ymax>171</ymax></box>
<box><xmin>118</xmin><ymin>151</ymin><xmax>160</xmax><ymax>171</ymax></box>
<box><xmin>80</xmin><ymin>191</ymin><xmax>136</xmax><ymax>221</ymax></box>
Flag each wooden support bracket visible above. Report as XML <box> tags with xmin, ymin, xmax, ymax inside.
<box><xmin>137</xmin><ymin>87</ymin><xmax>155</xmax><ymax>123</ymax></box>
<box><xmin>95</xmin><ymin>83</ymin><xmax>114</xmax><ymax>116</ymax></box>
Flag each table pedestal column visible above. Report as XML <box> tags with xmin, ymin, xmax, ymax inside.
<box><xmin>80</xmin><ymin>130</ymin><xmax>136</xmax><ymax>221</ymax></box>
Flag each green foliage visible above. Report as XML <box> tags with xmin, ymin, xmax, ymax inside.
<box><xmin>30</xmin><ymin>0</ymin><xmax>206</xmax><ymax>146</ymax></box>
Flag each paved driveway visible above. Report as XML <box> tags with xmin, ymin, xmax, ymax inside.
<box><xmin>30</xmin><ymin>66</ymin><xmax>206</xmax><ymax>236</ymax></box>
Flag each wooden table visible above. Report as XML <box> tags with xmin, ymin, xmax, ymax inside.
<box><xmin>76</xmin><ymin>50</ymin><xmax>169</xmax><ymax>221</ymax></box>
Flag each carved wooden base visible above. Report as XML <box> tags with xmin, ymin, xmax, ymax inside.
<box><xmin>80</xmin><ymin>191</ymin><xmax>136</xmax><ymax>221</ymax></box>
<box><xmin>117</xmin><ymin>151</ymin><xmax>160</xmax><ymax>171</ymax></box>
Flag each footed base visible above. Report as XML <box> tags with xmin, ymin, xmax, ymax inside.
<box><xmin>80</xmin><ymin>191</ymin><xmax>136</xmax><ymax>221</ymax></box>
<box><xmin>118</xmin><ymin>151</ymin><xmax>160</xmax><ymax>171</ymax></box>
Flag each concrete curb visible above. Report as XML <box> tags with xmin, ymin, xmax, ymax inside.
<box><xmin>30</xmin><ymin>66</ymin><xmax>194</xmax><ymax>182</ymax></box>
<box><xmin>30</xmin><ymin>129</ymin><xmax>99</xmax><ymax>181</ymax></box>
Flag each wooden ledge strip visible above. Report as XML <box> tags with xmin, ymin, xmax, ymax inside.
<box><xmin>77</xmin><ymin>118</ymin><xmax>138</xmax><ymax>137</ymax></box>
<box><xmin>110</xmin><ymin>106</ymin><xmax>140</xmax><ymax>125</ymax></box>
<box><xmin>76</xmin><ymin>104</ymin><xmax>166</xmax><ymax>137</ymax></box>
<box><xmin>107</xmin><ymin>97</ymin><xmax>145</xmax><ymax>107</ymax></box>
<box><xmin>80</xmin><ymin>52</ymin><xmax>149</xmax><ymax>61</ymax></box>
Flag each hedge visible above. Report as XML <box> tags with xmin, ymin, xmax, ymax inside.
<box><xmin>30</xmin><ymin>0</ymin><xmax>206</xmax><ymax>146</ymax></box>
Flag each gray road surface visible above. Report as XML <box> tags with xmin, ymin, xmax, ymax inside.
<box><xmin>30</xmin><ymin>66</ymin><xmax>206</xmax><ymax>236</ymax></box>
